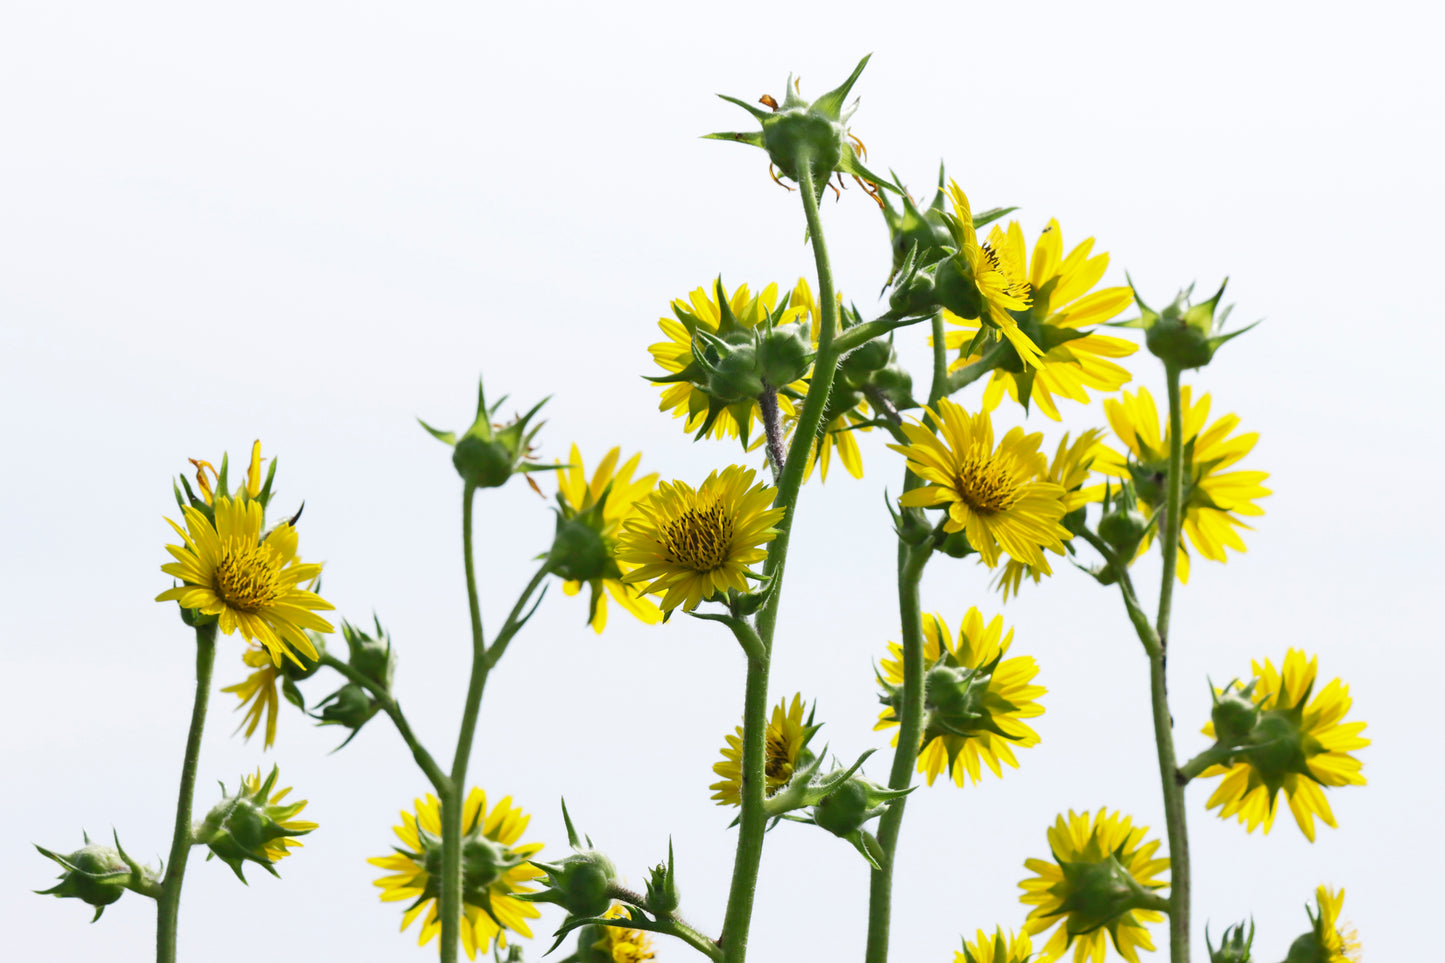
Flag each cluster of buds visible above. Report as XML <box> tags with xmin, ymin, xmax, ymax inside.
<box><xmin>312</xmin><ymin>618</ymin><xmax>395</xmax><ymax>747</ymax></box>
<box><xmin>194</xmin><ymin>766</ymin><xmax>315</xmax><ymax>881</ymax></box>
<box><xmin>34</xmin><ymin>831</ymin><xmax>157</xmax><ymax>920</ymax></box>
<box><xmin>833</xmin><ymin>307</ymin><xmax>915</xmax><ymax>415</ymax></box>
<box><xmin>422</xmin><ymin>378</ymin><xmax>552</xmax><ymax>491</ymax></box>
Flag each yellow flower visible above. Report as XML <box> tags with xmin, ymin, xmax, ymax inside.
<box><xmin>944</xmin><ymin>219</ymin><xmax>1137</xmax><ymax>419</ymax></box>
<box><xmin>221</xmin><ymin>646</ymin><xmax>281</xmax><ymax>748</ymax></box>
<box><xmin>240</xmin><ymin>767</ymin><xmax>317</xmax><ymax>865</ymax></box>
<box><xmin>1287</xmin><ymin>886</ymin><xmax>1361</xmax><ymax>963</ymax></box>
<box><xmin>1019</xmin><ymin>808</ymin><xmax>1169</xmax><ymax>963</ymax></box>
<box><xmin>156</xmin><ymin>494</ymin><xmax>334</xmax><ymax>666</ymax></box>
<box><xmin>593</xmin><ymin>903</ymin><xmax>657</xmax><ymax>963</ymax></box>
<box><xmin>368</xmin><ymin>789</ymin><xmax>543</xmax><ymax>960</ymax></box>
<box><xmin>956</xmin><ymin>927</ymin><xmax>1033</xmax><ymax>963</ymax></box>
<box><xmin>890</xmin><ymin>399</ymin><xmax>1070</xmax><ymax>567</ymax></box>
<box><xmin>647</xmin><ymin>279</ymin><xmax>800</xmax><ymax>443</ymax></box>
<box><xmin>994</xmin><ymin>429</ymin><xmax>1108</xmax><ymax>600</ymax></box>
<box><xmin>617</xmin><ymin>465</ymin><xmax>785</xmax><ymax>611</ymax></box>
<box><xmin>1199</xmin><ymin>650</ymin><xmax>1369</xmax><ymax>841</ymax></box>
<box><xmin>1098</xmin><ymin>385</ymin><xmax>1271</xmax><ymax>582</ymax></box>
<box><xmin>711</xmin><ymin>693</ymin><xmax>815</xmax><ymax>806</ymax></box>
<box><xmin>554</xmin><ymin>445</ymin><xmax>663</xmax><ymax>633</ymax></box>
<box><xmin>876</xmin><ymin>610</ymin><xmax>1044</xmax><ymax>787</ymax></box>
<box><xmin>939</xmin><ymin>181</ymin><xmax>1041</xmax><ymax>368</ymax></box>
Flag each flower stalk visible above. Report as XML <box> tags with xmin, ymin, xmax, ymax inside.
<box><xmin>156</xmin><ymin>623</ymin><xmax>216</xmax><ymax>963</ymax></box>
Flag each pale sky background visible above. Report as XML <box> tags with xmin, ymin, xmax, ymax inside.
<box><xmin>3</xmin><ymin>2</ymin><xmax>1442</xmax><ymax>961</ymax></box>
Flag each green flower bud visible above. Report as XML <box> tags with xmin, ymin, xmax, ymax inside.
<box><xmin>703</xmin><ymin>340</ymin><xmax>765</xmax><ymax>402</ymax></box>
<box><xmin>281</xmin><ymin>632</ymin><xmax>326</xmax><ymax>684</ymax></box>
<box><xmin>643</xmin><ymin>840</ymin><xmax>680</xmax><ymax>916</ymax></box>
<box><xmin>342</xmin><ymin>617</ymin><xmax>395</xmax><ymax>692</ymax></box>
<box><xmin>34</xmin><ymin>833</ymin><xmax>149</xmax><ymax>921</ymax></box>
<box><xmin>839</xmin><ymin>338</ymin><xmax>892</xmax><ymax>383</ymax></box>
<box><xmin>420</xmin><ymin>377</ymin><xmax>552</xmax><ymax>490</ymax></box>
<box><xmin>811</xmin><ymin>777</ymin><xmax>870</xmax><ymax>837</ymax></box>
<box><xmin>196</xmin><ymin>767</ymin><xmax>316</xmax><ymax>881</ymax></box>
<box><xmin>933</xmin><ymin>257</ymin><xmax>985</xmax><ymax>320</ymax></box>
<box><xmin>548</xmin><ymin>515</ymin><xmax>613</xmax><ymax>583</ymax></box>
<box><xmin>1210</xmin><ymin>680</ymin><xmax>1262</xmax><ymax>748</ymax></box>
<box><xmin>313</xmin><ymin>682</ymin><xmax>380</xmax><ymax>733</ymax></box>
<box><xmin>1124</xmin><ymin>279</ymin><xmax>1257</xmax><ymax>371</ymax></box>
<box><xmin>880</xmin><ymin>181</ymin><xmax>955</xmax><ymax>283</ymax></box>
<box><xmin>1098</xmin><ymin>503</ymin><xmax>1149</xmax><ymax>558</ymax></box>
<box><xmin>937</xmin><ymin>528</ymin><xmax>976</xmax><ymax>559</ymax></box>
<box><xmin>523</xmin><ymin>801</ymin><xmax>619</xmax><ymax>920</ymax></box>
<box><xmin>1055</xmin><ymin>851</ymin><xmax>1161</xmax><ymax>937</ymax></box>
<box><xmin>1207</xmin><ymin>921</ymin><xmax>1255</xmax><ymax>963</ymax></box>
<box><xmin>705</xmin><ymin>56</ymin><xmax>896</xmax><ymax>199</ymax></box>
<box><xmin>868</xmin><ymin>363</ymin><xmax>915</xmax><ymax>408</ymax></box>
<box><xmin>757</xmin><ymin>321</ymin><xmax>814</xmax><ymax>388</ymax></box>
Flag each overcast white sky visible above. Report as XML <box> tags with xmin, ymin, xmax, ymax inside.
<box><xmin>3</xmin><ymin>2</ymin><xmax>1442</xmax><ymax>961</ymax></box>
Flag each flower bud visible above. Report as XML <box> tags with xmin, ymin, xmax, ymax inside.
<box><xmin>314</xmin><ymin>682</ymin><xmax>381</xmax><ymax>733</ymax></box>
<box><xmin>1128</xmin><ymin>280</ymin><xmax>1257</xmax><ymax>371</ymax></box>
<box><xmin>1098</xmin><ymin>502</ymin><xmax>1149</xmax><ymax>559</ymax></box>
<box><xmin>839</xmin><ymin>338</ymin><xmax>892</xmax><ymax>385</ymax></box>
<box><xmin>196</xmin><ymin>767</ymin><xmax>316</xmax><ymax>881</ymax></box>
<box><xmin>643</xmin><ymin>841</ymin><xmax>680</xmax><ymax>916</ymax></box>
<box><xmin>936</xmin><ymin>528</ymin><xmax>976</xmax><ymax>559</ymax></box>
<box><xmin>34</xmin><ymin>834</ymin><xmax>146</xmax><ymax>921</ymax></box>
<box><xmin>524</xmin><ymin>801</ymin><xmax>619</xmax><ymax>920</ymax></box>
<box><xmin>1210</xmin><ymin>680</ymin><xmax>1262</xmax><ymax>748</ymax></box>
<box><xmin>757</xmin><ymin>321</ymin><xmax>814</xmax><ymax>388</ymax></box>
<box><xmin>420</xmin><ymin>377</ymin><xmax>551</xmax><ymax>490</ymax></box>
<box><xmin>342</xmin><ymin>618</ymin><xmax>394</xmax><ymax>691</ymax></box>
<box><xmin>1207</xmin><ymin>921</ymin><xmax>1255</xmax><ymax>963</ymax></box>
<box><xmin>549</xmin><ymin>515</ymin><xmax>613</xmax><ymax>583</ymax></box>
<box><xmin>1054</xmin><ymin>852</ymin><xmax>1160</xmax><ymax>937</ymax></box>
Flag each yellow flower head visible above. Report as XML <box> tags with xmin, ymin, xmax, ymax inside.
<box><xmin>956</xmin><ymin>927</ymin><xmax>1033</xmax><ymax>963</ymax></box>
<box><xmin>994</xmin><ymin>429</ymin><xmax>1108</xmax><ymax>601</ymax></box>
<box><xmin>891</xmin><ymin>399</ymin><xmax>1070</xmax><ymax>567</ymax></box>
<box><xmin>368</xmin><ymin>789</ymin><xmax>543</xmax><ymax>960</ymax></box>
<box><xmin>1098</xmin><ymin>385</ymin><xmax>1271</xmax><ymax>582</ymax></box>
<box><xmin>1286</xmin><ymin>886</ymin><xmax>1361</xmax><ymax>963</ymax></box>
<box><xmin>647</xmin><ymin>279</ymin><xmax>802</xmax><ymax>444</ymax></box>
<box><xmin>221</xmin><ymin>646</ymin><xmax>282</xmax><ymax>748</ymax></box>
<box><xmin>553</xmin><ymin>445</ymin><xmax>663</xmax><ymax>633</ymax></box>
<box><xmin>199</xmin><ymin>766</ymin><xmax>317</xmax><ymax>880</ymax></box>
<box><xmin>876</xmin><ymin>610</ymin><xmax>1045</xmax><ymax>787</ymax></box>
<box><xmin>156</xmin><ymin>493</ymin><xmax>334</xmax><ymax>667</ymax></box>
<box><xmin>939</xmin><ymin>181</ymin><xmax>1041</xmax><ymax>368</ymax></box>
<box><xmin>593</xmin><ymin>903</ymin><xmax>657</xmax><ymax>963</ymax></box>
<box><xmin>1200</xmin><ymin>650</ymin><xmax>1369</xmax><ymax>841</ymax></box>
<box><xmin>711</xmin><ymin>693</ymin><xmax>817</xmax><ymax>806</ymax></box>
<box><xmin>240</xmin><ymin>767</ymin><xmax>316</xmax><ymax>865</ymax></box>
<box><xmin>1019</xmin><ymin>808</ymin><xmax>1169</xmax><ymax>963</ymax></box>
<box><xmin>617</xmin><ymin>465</ymin><xmax>785</xmax><ymax>611</ymax></box>
<box><xmin>945</xmin><ymin>219</ymin><xmax>1138</xmax><ymax>419</ymax></box>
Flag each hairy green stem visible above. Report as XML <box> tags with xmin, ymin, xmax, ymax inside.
<box><xmin>864</xmin><ymin>311</ymin><xmax>948</xmax><ymax>963</ymax></box>
<box><xmin>1078</xmin><ymin>529</ymin><xmax>1160</xmax><ymax>657</ymax></box>
<box><xmin>440</xmin><ymin>484</ymin><xmax>550</xmax><ymax>963</ymax></box>
<box><xmin>1154</xmin><ymin>365</ymin><xmax>1191</xmax><ymax>963</ymax></box>
<box><xmin>718</xmin><ymin>158</ymin><xmax>841</xmax><ymax>963</ymax></box>
<box><xmin>320</xmin><ymin>654</ymin><xmax>450</xmax><ymax>793</ymax></box>
<box><xmin>156</xmin><ymin>623</ymin><xmax>216</xmax><ymax>963</ymax></box>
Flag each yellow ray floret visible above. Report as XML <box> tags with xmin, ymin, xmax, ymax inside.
<box><xmin>156</xmin><ymin>495</ymin><xmax>334</xmax><ymax>666</ymax></box>
<box><xmin>711</xmin><ymin>693</ymin><xmax>812</xmax><ymax>806</ymax></box>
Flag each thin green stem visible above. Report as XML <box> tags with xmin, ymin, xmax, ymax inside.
<box><xmin>718</xmin><ymin>158</ymin><xmax>839</xmax><ymax>963</ymax></box>
<box><xmin>1078</xmin><ymin>529</ymin><xmax>1160</xmax><ymax>658</ymax></box>
<box><xmin>320</xmin><ymin>654</ymin><xmax>450</xmax><ymax>793</ymax></box>
<box><xmin>1178</xmin><ymin>745</ymin><xmax>1234</xmax><ymax>783</ymax></box>
<box><xmin>864</xmin><ymin>310</ymin><xmax>947</xmax><ymax>963</ymax></box>
<box><xmin>156</xmin><ymin>623</ymin><xmax>216</xmax><ymax>963</ymax></box>
<box><xmin>1153</xmin><ymin>364</ymin><xmax>1190</xmax><ymax>963</ymax></box>
<box><xmin>943</xmin><ymin>342</ymin><xmax>1006</xmax><ymax>396</ymax></box>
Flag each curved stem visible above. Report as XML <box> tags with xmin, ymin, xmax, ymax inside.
<box><xmin>1153</xmin><ymin>365</ymin><xmax>1191</xmax><ymax>963</ymax></box>
<box><xmin>718</xmin><ymin>159</ymin><xmax>839</xmax><ymax>963</ymax></box>
<box><xmin>156</xmin><ymin>623</ymin><xmax>216</xmax><ymax>963</ymax></box>
<box><xmin>864</xmin><ymin>310</ymin><xmax>947</xmax><ymax>963</ymax></box>
<box><xmin>320</xmin><ymin>654</ymin><xmax>450</xmax><ymax>794</ymax></box>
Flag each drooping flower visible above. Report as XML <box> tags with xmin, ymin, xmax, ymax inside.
<box><xmin>222</xmin><ymin>646</ymin><xmax>282</xmax><ymax>748</ymax></box>
<box><xmin>368</xmin><ymin>789</ymin><xmax>543</xmax><ymax>960</ymax></box>
<box><xmin>945</xmin><ymin>219</ymin><xmax>1137</xmax><ymax>419</ymax></box>
<box><xmin>876</xmin><ymin>610</ymin><xmax>1045</xmax><ymax>787</ymax></box>
<box><xmin>890</xmin><ymin>399</ymin><xmax>1070</xmax><ymax>567</ymax></box>
<box><xmin>1283</xmin><ymin>886</ymin><xmax>1360</xmax><ymax>963</ymax></box>
<box><xmin>591</xmin><ymin>903</ymin><xmax>657</xmax><ymax>963</ymax></box>
<box><xmin>1199</xmin><ymin>650</ymin><xmax>1369</xmax><ymax>841</ymax></box>
<box><xmin>936</xmin><ymin>182</ymin><xmax>1042</xmax><ymax>368</ymax></box>
<box><xmin>711</xmin><ymin>693</ymin><xmax>818</xmax><ymax>806</ymax></box>
<box><xmin>1097</xmin><ymin>385</ymin><xmax>1271</xmax><ymax>582</ymax></box>
<box><xmin>617</xmin><ymin>465</ymin><xmax>785</xmax><ymax>611</ymax></box>
<box><xmin>551</xmin><ymin>445</ymin><xmax>663</xmax><ymax>633</ymax></box>
<box><xmin>156</xmin><ymin>494</ymin><xmax>334</xmax><ymax>666</ymax></box>
<box><xmin>956</xmin><ymin>927</ymin><xmax>1034</xmax><ymax>963</ymax></box>
<box><xmin>994</xmin><ymin>429</ymin><xmax>1108</xmax><ymax>600</ymax></box>
<box><xmin>1019</xmin><ymin>808</ymin><xmax>1169</xmax><ymax>963</ymax></box>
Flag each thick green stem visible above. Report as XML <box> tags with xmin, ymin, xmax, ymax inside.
<box><xmin>320</xmin><ymin>654</ymin><xmax>450</xmax><ymax>793</ymax></box>
<box><xmin>156</xmin><ymin>623</ymin><xmax>216</xmax><ymax>963</ymax></box>
<box><xmin>1153</xmin><ymin>365</ymin><xmax>1191</xmax><ymax>963</ymax></box>
<box><xmin>718</xmin><ymin>159</ymin><xmax>839</xmax><ymax>963</ymax></box>
<box><xmin>864</xmin><ymin>311</ymin><xmax>947</xmax><ymax>963</ymax></box>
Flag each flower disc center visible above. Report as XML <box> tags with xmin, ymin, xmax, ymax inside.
<box><xmin>214</xmin><ymin>543</ymin><xmax>282</xmax><ymax>612</ymax></box>
<box><xmin>662</xmin><ymin>504</ymin><xmax>734</xmax><ymax>572</ymax></box>
<box><xmin>953</xmin><ymin>451</ymin><xmax>1020</xmax><ymax>514</ymax></box>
